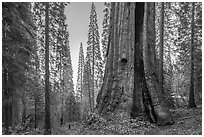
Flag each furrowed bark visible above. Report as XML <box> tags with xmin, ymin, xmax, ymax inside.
<box><xmin>96</xmin><ymin>2</ymin><xmax>173</xmax><ymax>126</ymax></box>
<box><xmin>132</xmin><ymin>2</ymin><xmax>144</xmax><ymax>118</ymax></box>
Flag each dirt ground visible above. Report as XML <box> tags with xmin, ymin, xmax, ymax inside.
<box><xmin>53</xmin><ymin>105</ymin><xmax>202</xmax><ymax>135</ymax></box>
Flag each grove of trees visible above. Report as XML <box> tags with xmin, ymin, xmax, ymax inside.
<box><xmin>2</xmin><ymin>2</ymin><xmax>202</xmax><ymax>135</ymax></box>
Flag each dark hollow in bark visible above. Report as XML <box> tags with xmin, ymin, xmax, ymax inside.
<box><xmin>96</xmin><ymin>2</ymin><xmax>173</xmax><ymax>126</ymax></box>
<box><xmin>120</xmin><ymin>55</ymin><xmax>128</xmax><ymax>64</ymax></box>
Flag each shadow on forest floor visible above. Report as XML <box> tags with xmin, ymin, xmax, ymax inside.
<box><xmin>53</xmin><ymin>105</ymin><xmax>202</xmax><ymax>135</ymax></box>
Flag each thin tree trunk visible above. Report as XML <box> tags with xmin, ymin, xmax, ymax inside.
<box><xmin>83</xmin><ymin>60</ymin><xmax>93</xmax><ymax>115</ymax></box>
<box><xmin>34</xmin><ymin>43</ymin><xmax>39</xmax><ymax>129</ymax></box>
<box><xmin>59</xmin><ymin>49</ymin><xmax>64</xmax><ymax>125</ymax></box>
<box><xmin>92</xmin><ymin>31</ymin><xmax>95</xmax><ymax>111</ymax></box>
<box><xmin>80</xmin><ymin>43</ymin><xmax>83</xmax><ymax>104</ymax></box>
<box><xmin>88</xmin><ymin>61</ymin><xmax>93</xmax><ymax>112</ymax></box>
<box><xmin>80</xmin><ymin>59</ymin><xmax>83</xmax><ymax>119</ymax></box>
<box><xmin>44</xmin><ymin>2</ymin><xmax>51</xmax><ymax>135</ymax></box>
<box><xmin>177</xmin><ymin>80</ymin><xmax>180</xmax><ymax>107</ymax></box>
<box><xmin>34</xmin><ymin>97</ymin><xmax>37</xmax><ymax>129</ymax></box>
<box><xmin>188</xmin><ymin>2</ymin><xmax>196</xmax><ymax>108</ymax></box>
<box><xmin>61</xmin><ymin>96</ymin><xmax>64</xmax><ymax>125</ymax></box>
<box><xmin>79</xmin><ymin>43</ymin><xmax>84</xmax><ymax>119</ymax></box>
<box><xmin>159</xmin><ymin>2</ymin><xmax>164</xmax><ymax>94</ymax></box>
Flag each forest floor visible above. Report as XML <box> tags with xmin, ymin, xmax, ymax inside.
<box><xmin>53</xmin><ymin>105</ymin><xmax>202</xmax><ymax>135</ymax></box>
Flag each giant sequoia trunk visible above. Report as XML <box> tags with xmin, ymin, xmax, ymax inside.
<box><xmin>96</xmin><ymin>2</ymin><xmax>173</xmax><ymax>126</ymax></box>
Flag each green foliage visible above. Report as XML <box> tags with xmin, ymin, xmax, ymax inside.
<box><xmin>155</xmin><ymin>2</ymin><xmax>202</xmax><ymax>108</ymax></box>
<box><xmin>172</xmin><ymin>2</ymin><xmax>202</xmax><ymax>107</ymax></box>
<box><xmin>33</xmin><ymin>2</ymin><xmax>79</xmax><ymax>127</ymax></box>
<box><xmin>77</xmin><ymin>107</ymin><xmax>201</xmax><ymax>135</ymax></box>
<box><xmin>154</xmin><ymin>2</ymin><xmax>177</xmax><ymax>108</ymax></box>
<box><xmin>83</xmin><ymin>2</ymin><xmax>104</xmax><ymax>114</ymax></box>
<box><xmin>2</xmin><ymin>116</ymin><xmax>44</xmax><ymax>135</ymax></box>
<box><xmin>3</xmin><ymin>2</ymin><xmax>202</xmax><ymax>135</ymax></box>
<box><xmin>82</xmin><ymin>60</ymin><xmax>93</xmax><ymax>114</ymax></box>
<box><xmin>81</xmin><ymin>2</ymin><xmax>104</xmax><ymax>116</ymax></box>
<box><xmin>64</xmin><ymin>92</ymin><xmax>80</xmax><ymax>122</ymax></box>
<box><xmin>87</xmin><ymin>3</ymin><xmax>104</xmax><ymax>90</ymax></box>
<box><xmin>80</xmin><ymin>111</ymin><xmax>157</xmax><ymax>135</ymax></box>
<box><xmin>101</xmin><ymin>2</ymin><xmax>111</xmax><ymax>65</ymax></box>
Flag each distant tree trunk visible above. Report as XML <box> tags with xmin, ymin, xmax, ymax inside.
<box><xmin>59</xmin><ymin>49</ymin><xmax>64</xmax><ymax>125</ymax></box>
<box><xmin>44</xmin><ymin>2</ymin><xmax>51</xmax><ymax>135</ymax></box>
<box><xmin>87</xmin><ymin>61</ymin><xmax>93</xmax><ymax>112</ymax></box>
<box><xmin>83</xmin><ymin>60</ymin><xmax>93</xmax><ymax>115</ymax></box>
<box><xmin>61</xmin><ymin>96</ymin><xmax>64</xmax><ymax>125</ymax></box>
<box><xmin>188</xmin><ymin>2</ymin><xmax>196</xmax><ymax>108</ymax></box>
<box><xmin>176</xmin><ymin>80</ymin><xmax>180</xmax><ymax>107</ymax></box>
<box><xmin>96</xmin><ymin>2</ymin><xmax>173</xmax><ymax>126</ymax></box>
<box><xmin>92</xmin><ymin>34</ymin><xmax>95</xmax><ymax>111</ymax></box>
<box><xmin>80</xmin><ymin>43</ymin><xmax>83</xmax><ymax>102</ymax></box>
<box><xmin>159</xmin><ymin>2</ymin><xmax>164</xmax><ymax>94</ymax></box>
<box><xmin>34</xmin><ymin>97</ymin><xmax>37</xmax><ymax>129</ymax></box>
<box><xmin>34</xmin><ymin>44</ymin><xmax>39</xmax><ymax>129</ymax></box>
<box><xmin>34</xmin><ymin>72</ymin><xmax>39</xmax><ymax>129</ymax></box>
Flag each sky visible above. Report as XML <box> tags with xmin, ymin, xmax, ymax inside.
<box><xmin>64</xmin><ymin>2</ymin><xmax>105</xmax><ymax>90</ymax></box>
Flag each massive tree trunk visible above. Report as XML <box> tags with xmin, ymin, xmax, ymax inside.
<box><xmin>96</xmin><ymin>2</ymin><xmax>173</xmax><ymax>126</ymax></box>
